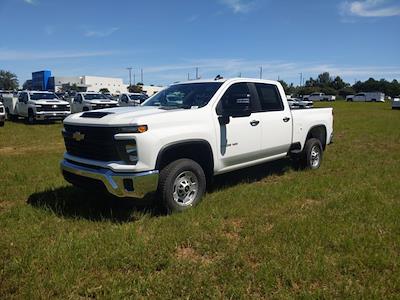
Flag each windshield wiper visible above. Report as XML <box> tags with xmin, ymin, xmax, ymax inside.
<box><xmin>159</xmin><ymin>105</ymin><xmax>192</xmax><ymax>110</ymax></box>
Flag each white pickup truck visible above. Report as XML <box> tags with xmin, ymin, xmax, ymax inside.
<box><xmin>71</xmin><ymin>92</ymin><xmax>119</xmax><ymax>113</ymax></box>
<box><xmin>61</xmin><ymin>78</ymin><xmax>333</xmax><ymax>212</ymax></box>
<box><xmin>3</xmin><ymin>91</ymin><xmax>71</xmax><ymax>123</ymax></box>
<box><xmin>305</xmin><ymin>93</ymin><xmax>336</xmax><ymax>102</ymax></box>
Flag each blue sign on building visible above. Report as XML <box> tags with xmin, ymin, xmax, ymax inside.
<box><xmin>32</xmin><ymin>70</ymin><xmax>52</xmax><ymax>90</ymax></box>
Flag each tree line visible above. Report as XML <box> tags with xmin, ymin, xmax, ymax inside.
<box><xmin>279</xmin><ymin>72</ymin><xmax>400</xmax><ymax>98</ymax></box>
<box><xmin>1</xmin><ymin>69</ymin><xmax>399</xmax><ymax>98</ymax></box>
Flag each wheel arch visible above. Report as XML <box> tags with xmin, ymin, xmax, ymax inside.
<box><xmin>306</xmin><ymin>125</ymin><xmax>327</xmax><ymax>150</ymax></box>
<box><xmin>155</xmin><ymin>139</ymin><xmax>214</xmax><ymax>179</ymax></box>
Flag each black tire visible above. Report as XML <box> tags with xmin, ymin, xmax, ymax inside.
<box><xmin>300</xmin><ymin>138</ymin><xmax>323</xmax><ymax>170</ymax></box>
<box><xmin>27</xmin><ymin>109</ymin><xmax>35</xmax><ymax>124</ymax></box>
<box><xmin>157</xmin><ymin>159</ymin><xmax>206</xmax><ymax>213</ymax></box>
<box><xmin>0</xmin><ymin>121</ymin><xmax>4</xmax><ymax>127</ymax></box>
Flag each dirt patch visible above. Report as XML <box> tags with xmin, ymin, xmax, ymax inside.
<box><xmin>222</xmin><ymin>218</ymin><xmax>244</xmax><ymax>241</ymax></box>
<box><xmin>175</xmin><ymin>245</ymin><xmax>212</xmax><ymax>264</ymax></box>
<box><xmin>0</xmin><ymin>143</ymin><xmax>64</xmax><ymax>156</ymax></box>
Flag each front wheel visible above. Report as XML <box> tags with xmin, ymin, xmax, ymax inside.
<box><xmin>157</xmin><ymin>159</ymin><xmax>206</xmax><ymax>213</ymax></box>
<box><xmin>301</xmin><ymin>138</ymin><xmax>323</xmax><ymax>170</ymax></box>
<box><xmin>0</xmin><ymin>121</ymin><xmax>4</xmax><ymax>127</ymax></box>
<box><xmin>27</xmin><ymin>110</ymin><xmax>35</xmax><ymax>124</ymax></box>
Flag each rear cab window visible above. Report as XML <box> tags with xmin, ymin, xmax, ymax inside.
<box><xmin>254</xmin><ymin>83</ymin><xmax>284</xmax><ymax>112</ymax></box>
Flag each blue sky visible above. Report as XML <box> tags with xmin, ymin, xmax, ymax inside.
<box><xmin>0</xmin><ymin>0</ymin><xmax>399</xmax><ymax>86</ymax></box>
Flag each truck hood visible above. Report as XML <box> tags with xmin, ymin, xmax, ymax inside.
<box><xmin>86</xmin><ymin>100</ymin><xmax>118</xmax><ymax>105</ymax></box>
<box><xmin>64</xmin><ymin>106</ymin><xmax>185</xmax><ymax>126</ymax></box>
<box><xmin>30</xmin><ymin>99</ymin><xmax>70</xmax><ymax>105</ymax></box>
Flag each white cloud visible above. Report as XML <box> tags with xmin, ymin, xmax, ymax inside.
<box><xmin>341</xmin><ymin>0</ymin><xmax>400</xmax><ymax>17</ymax></box>
<box><xmin>24</xmin><ymin>0</ymin><xmax>36</xmax><ymax>5</ymax></box>
<box><xmin>84</xmin><ymin>27</ymin><xmax>119</xmax><ymax>38</ymax></box>
<box><xmin>219</xmin><ymin>0</ymin><xmax>256</xmax><ymax>13</ymax></box>
<box><xmin>0</xmin><ymin>49</ymin><xmax>118</xmax><ymax>61</ymax></box>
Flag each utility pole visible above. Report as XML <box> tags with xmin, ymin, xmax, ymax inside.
<box><xmin>259</xmin><ymin>66</ymin><xmax>263</xmax><ymax>79</ymax></box>
<box><xmin>195</xmin><ymin>67</ymin><xmax>199</xmax><ymax>80</ymax></box>
<box><xmin>133</xmin><ymin>72</ymin><xmax>136</xmax><ymax>85</ymax></box>
<box><xmin>126</xmin><ymin>67</ymin><xmax>132</xmax><ymax>86</ymax></box>
<box><xmin>299</xmin><ymin>72</ymin><xmax>303</xmax><ymax>87</ymax></box>
<box><xmin>239</xmin><ymin>72</ymin><xmax>242</xmax><ymax>78</ymax></box>
<box><xmin>187</xmin><ymin>73</ymin><xmax>190</xmax><ymax>81</ymax></box>
<box><xmin>140</xmin><ymin>69</ymin><xmax>143</xmax><ymax>83</ymax></box>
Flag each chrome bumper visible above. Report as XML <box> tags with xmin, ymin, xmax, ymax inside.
<box><xmin>60</xmin><ymin>159</ymin><xmax>159</xmax><ymax>198</ymax></box>
<box><xmin>36</xmin><ymin>111</ymin><xmax>70</xmax><ymax>120</ymax></box>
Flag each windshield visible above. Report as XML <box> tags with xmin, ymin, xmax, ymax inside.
<box><xmin>84</xmin><ymin>93</ymin><xmax>108</xmax><ymax>100</ymax></box>
<box><xmin>30</xmin><ymin>93</ymin><xmax>57</xmax><ymax>100</ymax></box>
<box><xmin>129</xmin><ymin>94</ymin><xmax>146</xmax><ymax>101</ymax></box>
<box><xmin>143</xmin><ymin>82</ymin><xmax>223</xmax><ymax>108</ymax></box>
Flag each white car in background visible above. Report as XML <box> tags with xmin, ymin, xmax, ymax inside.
<box><xmin>119</xmin><ymin>93</ymin><xmax>148</xmax><ymax>107</ymax></box>
<box><xmin>351</xmin><ymin>92</ymin><xmax>385</xmax><ymax>102</ymax></box>
<box><xmin>0</xmin><ymin>102</ymin><xmax>5</xmax><ymax>126</ymax></box>
<box><xmin>392</xmin><ymin>97</ymin><xmax>400</xmax><ymax>110</ymax></box>
<box><xmin>306</xmin><ymin>93</ymin><xmax>336</xmax><ymax>102</ymax></box>
<box><xmin>71</xmin><ymin>92</ymin><xmax>119</xmax><ymax>113</ymax></box>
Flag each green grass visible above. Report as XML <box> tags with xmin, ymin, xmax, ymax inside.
<box><xmin>1</xmin><ymin>102</ymin><xmax>399</xmax><ymax>299</ymax></box>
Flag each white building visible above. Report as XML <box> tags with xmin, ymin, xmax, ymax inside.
<box><xmin>141</xmin><ymin>85</ymin><xmax>164</xmax><ymax>95</ymax></box>
<box><xmin>83</xmin><ymin>76</ymin><xmax>128</xmax><ymax>94</ymax></box>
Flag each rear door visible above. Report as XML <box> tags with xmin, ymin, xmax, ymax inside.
<box><xmin>252</xmin><ymin>83</ymin><xmax>292</xmax><ymax>157</ymax></box>
<box><xmin>215</xmin><ymin>82</ymin><xmax>261</xmax><ymax>168</ymax></box>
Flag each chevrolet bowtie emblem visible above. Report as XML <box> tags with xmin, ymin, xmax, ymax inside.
<box><xmin>72</xmin><ymin>132</ymin><xmax>85</xmax><ymax>142</ymax></box>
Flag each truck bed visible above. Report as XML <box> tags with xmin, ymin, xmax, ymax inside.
<box><xmin>291</xmin><ymin>107</ymin><xmax>334</xmax><ymax>149</ymax></box>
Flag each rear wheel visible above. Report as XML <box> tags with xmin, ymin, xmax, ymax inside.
<box><xmin>300</xmin><ymin>138</ymin><xmax>323</xmax><ymax>170</ymax></box>
<box><xmin>0</xmin><ymin>120</ymin><xmax>4</xmax><ymax>127</ymax></box>
<box><xmin>157</xmin><ymin>159</ymin><xmax>206</xmax><ymax>213</ymax></box>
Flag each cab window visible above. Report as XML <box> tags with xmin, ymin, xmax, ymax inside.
<box><xmin>254</xmin><ymin>83</ymin><xmax>284</xmax><ymax>111</ymax></box>
<box><xmin>217</xmin><ymin>83</ymin><xmax>253</xmax><ymax>114</ymax></box>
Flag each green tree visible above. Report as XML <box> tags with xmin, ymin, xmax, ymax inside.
<box><xmin>99</xmin><ymin>88</ymin><xmax>110</xmax><ymax>94</ymax></box>
<box><xmin>0</xmin><ymin>70</ymin><xmax>19</xmax><ymax>90</ymax></box>
<box><xmin>128</xmin><ymin>84</ymin><xmax>143</xmax><ymax>93</ymax></box>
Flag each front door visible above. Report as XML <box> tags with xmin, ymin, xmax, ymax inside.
<box><xmin>17</xmin><ymin>92</ymin><xmax>28</xmax><ymax>117</ymax></box>
<box><xmin>71</xmin><ymin>94</ymin><xmax>83</xmax><ymax>113</ymax></box>
<box><xmin>215</xmin><ymin>82</ymin><xmax>261</xmax><ymax>169</ymax></box>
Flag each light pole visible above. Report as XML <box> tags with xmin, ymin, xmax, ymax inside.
<box><xmin>259</xmin><ymin>66</ymin><xmax>263</xmax><ymax>79</ymax></box>
<box><xmin>126</xmin><ymin>67</ymin><xmax>132</xmax><ymax>86</ymax></box>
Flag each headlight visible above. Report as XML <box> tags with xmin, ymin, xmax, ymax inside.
<box><xmin>119</xmin><ymin>125</ymin><xmax>148</xmax><ymax>133</ymax></box>
<box><xmin>35</xmin><ymin>105</ymin><xmax>42</xmax><ymax>112</ymax></box>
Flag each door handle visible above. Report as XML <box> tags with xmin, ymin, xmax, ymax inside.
<box><xmin>250</xmin><ymin>120</ymin><xmax>260</xmax><ymax>126</ymax></box>
<box><xmin>283</xmin><ymin>117</ymin><xmax>290</xmax><ymax>122</ymax></box>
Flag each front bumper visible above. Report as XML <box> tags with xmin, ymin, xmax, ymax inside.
<box><xmin>60</xmin><ymin>159</ymin><xmax>158</xmax><ymax>198</ymax></box>
<box><xmin>36</xmin><ymin>111</ymin><xmax>70</xmax><ymax>120</ymax></box>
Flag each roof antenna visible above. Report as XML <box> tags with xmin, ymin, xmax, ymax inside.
<box><xmin>214</xmin><ymin>75</ymin><xmax>223</xmax><ymax>80</ymax></box>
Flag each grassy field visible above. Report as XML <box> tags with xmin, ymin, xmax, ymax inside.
<box><xmin>0</xmin><ymin>102</ymin><xmax>399</xmax><ymax>298</ymax></box>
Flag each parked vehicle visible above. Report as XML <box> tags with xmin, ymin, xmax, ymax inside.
<box><xmin>61</xmin><ymin>78</ymin><xmax>334</xmax><ymax>213</ymax></box>
<box><xmin>119</xmin><ymin>93</ymin><xmax>149</xmax><ymax>107</ymax></box>
<box><xmin>349</xmin><ymin>92</ymin><xmax>385</xmax><ymax>102</ymax></box>
<box><xmin>0</xmin><ymin>90</ymin><xmax>13</xmax><ymax>103</ymax></box>
<box><xmin>305</xmin><ymin>93</ymin><xmax>336</xmax><ymax>102</ymax></box>
<box><xmin>392</xmin><ymin>97</ymin><xmax>400</xmax><ymax>110</ymax></box>
<box><xmin>71</xmin><ymin>92</ymin><xmax>119</xmax><ymax>113</ymax></box>
<box><xmin>288</xmin><ymin>98</ymin><xmax>313</xmax><ymax>109</ymax></box>
<box><xmin>3</xmin><ymin>91</ymin><xmax>71</xmax><ymax>123</ymax></box>
<box><xmin>0</xmin><ymin>102</ymin><xmax>5</xmax><ymax>126</ymax></box>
